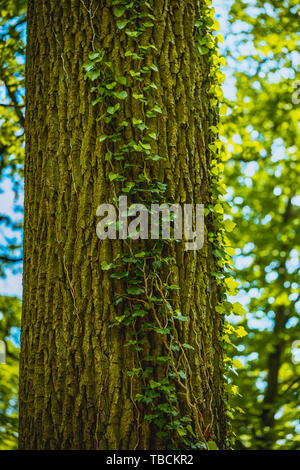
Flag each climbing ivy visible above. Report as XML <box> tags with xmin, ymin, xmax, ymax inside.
<box><xmin>83</xmin><ymin>0</ymin><xmax>239</xmax><ymax>450</ymax></box>
<box><xmin>196</xmin><ymin>1</ymin><xmax>247</xmax><ymax>447</ymax></box>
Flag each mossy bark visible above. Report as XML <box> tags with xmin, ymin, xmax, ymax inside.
<box><xmin>19</xmin><ymin>0</ymin><xmax>227</xmax><ymax>450</ymax></box>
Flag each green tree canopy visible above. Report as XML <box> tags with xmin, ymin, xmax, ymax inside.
<box><xmin>223</xmin><ymin>0</ymin><xmax>300</xmax><ymax>450</ymax></box>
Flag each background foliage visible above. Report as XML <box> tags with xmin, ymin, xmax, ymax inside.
<box><xmin>0</xmin><ymin>0</ymin><xmax>25</xmax><ymax>450</ymax></box>
<box><xmin>221</xmin><ymin>0</ymin><xmax>300</xmax><ymax>449</ymax></box>
<box><xmin>0</xmin><ymin>0</ymin><xmax>299</xmax><ymax>449</ymax></box>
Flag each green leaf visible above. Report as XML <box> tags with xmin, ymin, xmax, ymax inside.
<box><xmin>85</xmin><ymin>70</ymin><xmax>100</xmax><ymax>81</ymax></box>
<box><xmin>107</xmin><ymin>103</ymin><xmax>121</xmax><ymax>115</ymax></box>
<box><xmin>134</xmin><ymin>394</ymin><xmax>144</xmax><ymax>402</ymax></box>
<box><xmin>106</xmin><ymin>81</ymin><xmax>117</xmax><ymax>90</ymax></box>
<box><xmin>149</xmin><ymin>380</ymin><xmax>160</xmax><ymax>389</ymax></box>
<box><xmin>186</xmin><ymin>424</ymin><xmax>196</xmax><ymax>437</ymax></box>
<box><xmin>173</xmin><ymin>311</ymin><xmax>188</xmax><ymax>322</ymax></box>
<box><xmin>214</xmin><ymin>203</ymin><xmax>224</xmax><ymax>214</ymax></box>
<box><xmin>126</xmin><ymin>30</ymin><xmax>141</xmax><ymax>38</ymax></box>
<box><xmin>182</xmin><ymin>343</ymin><xmax>194</xmax><ymax>350</ymax></box>
<box><xmin>232</xmin><ymin>302</ymin><xmax>247</xmax><ymax>316</ymax></box>
<box><xmin>208</xmin><ymin>441</ymin><xmax>219</xmax><ymax>450</ymax></box>
<box><xmin>148</xmin><ymin>132</ymin><xmax>157</xmax><ymax>140</ymax></box>
<box><xmin>224</xmin><ymin>218</ymin><xmax>236</xmax><ymax>232</ymax></box>
<box><xmin>132</xmin><ymin>118</ymin><xmax>143</xmax><ymax>126</ymax></box>
<box><xmin>225</xmin><ymin>277</ymin><xmax>239</xmax><ymax>293</ymax></box>
<box><xmin>88</xmin><ymin>52</ymin><xmax>99</xmax><ymax>60</ymax></box>
<box><xmin>139</xmin><ymin>141</ymin><xmax>151</xmax><ymax>150</ymax></box>
<box><xmin>113</xmin><ymin>7</ymin><xmax>126</xmax><ymax>17</ymax></box>
<box><xmin>177</xmin><ymin>427</ymin><xmax>187</xmax><ymax>437</ymax></box>
<box><xmin>110</xmin><ymin>272</ymin><xmax>129</xmax><ymax>279</ymax></box>
<box><xmin>127</xmin><ymin>287</ymin><xmax>144</xmax><ymax>295</ymax></box>
<box><xmin>108</xmin><ymin>172</ymin><xmax>121</xmax><ymax>182</ymax></box>
<box><xmin>116</xmin><ymin>19</ymin><xmax>128</xmax><ymax>30</ymax></box>
<box><xmin>101</xmin><ymin>261</ymin><xmax>114</xmax><ymax>271</ymax></box>
<box><xmin>83</xmin><ymin>60</ymin><xmax>94</xmax><ymax>71</ymax></box>
<box><xmin>116</xmin><ymin>76</ymin><xmax>127</xmax><ymax>85</ymax></box>
<box><xmin>114</xmin><ymin>91</ymin><xmax>128</xmax><ymax>100</ymax></box>
<box><xmin>146</xmin><ymin>154</ymin><xmax>162</xmax><ymax>161</ymax></box>
<box><xmin>232</xmin><ymin>359</ymin><xmax>244</xmax><ymax>369</ymax></box>
<box><xmin>153</xmin><ymin>105</ymin><xmax>162</xmax><ymax>113</ymax></box>
<box><xmin>235</xmin><ymin>326</ymin><xmax>248</xmax><ymax>338</ymax></box>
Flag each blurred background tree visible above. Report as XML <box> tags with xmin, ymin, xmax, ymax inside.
<box><xmin>0</xmin><ymin>0</ymin><xmax>25</xmax><ymax>449</ymax></box>
<box><xmin>221</xmin><ymin>0</ymin><xmax>300</xmax><ymax>450</ymax></box>
<box><xmin>0</xmin><ymin>296</ymin><xmax>20</xmax><ymax>449</ymax></box>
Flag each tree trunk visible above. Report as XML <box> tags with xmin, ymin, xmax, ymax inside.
<box><xmin>20</xmin><ymin>0</ymin><xmax>227</xmax><ymax>450</ymax></box>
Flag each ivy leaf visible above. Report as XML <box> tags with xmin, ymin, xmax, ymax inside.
<box><xmin>132</xmin><ymin>118</ymin><xmax>143</xmax><ymax>126</ymax></box>
<box><xmin>182</xmin><ymin>343</ymin><xmax>194</xmax><ymax>350</ymax></box>
<box><xmin>106</xmin><ymin>81</ymin><xmax>117</xmax><ymax>90</ymax></box>
<box><xmin>198</xmin><ymin>45</ymin><xmax>209</xmax><ymax>55</ymax></box>
<box><xmin>126</xmin><ymin>30</ymin><xmax>141</xmax><ymax>38</ymax></box>
<box><xmin>127</xmin><ymin>287</ymin><xmax>144</xmax><ymax>295</ymax></box>
<box><xmin>108</xmin><ymin>172</ymin><xmax>121</xmax><ymax>182</ymax></box>
<box><xmin>211</xmin><ymin>272</ymin><xmax>225</xmax><ymax>279</ymax></box>
<box><xmin>83</xmin><ymin>60</ymin><xmax>94</xmax><ymax>71</ymax></box>
<box><xmin>232</xmin><ymin>302</ymin><xmax>247</xmax><ymax>316</ymax></box>
<box><xmin>219</xmin><ymin>103</ymin><xmax>228</xmax><ymax>115</ymax></box>
<box><xmin>224</xmin><ymin>218</ymin><xmax>236</xmax><ymax>232</ymax></box>
<box><xmin>114</xmin><ymin>91</ymin><xmax>128</xmax><ymax>100</ymax></box>
<box><xmin>214</xmin><ymin>203</ymin><xmax>224</xmax><ymax>214</ymax></box>
<box><xmin>110</xmin><ymin>272</ymin><xmax>129</xmax><ymax>279</ymax></box>
<box><xmin>88</xmin><ymin>52</ymin><xmax>99</xmax><ymax>60</ymax></box>
<box><xmin>153</xmin><ymin>105</ymin><xmax>162</xmax><ymax>113</ymax></box>
<box><xmin>139</xmin><ymin>141</ymin><xmax>151</xmax><ymax>150</ymax></box>
<box><xmin>107</xmin><ymin>103</ymin><xmax>120</xmax><ymax>115</ymax></box>
<box><xmin>85</xmin><ymin>70</ymin><xmax>100</xmax><ymax>81</ymax></box>
<box><xmin>157</xmin><ymin>356</ymin><xmax>171</xmax><ymax>364</ymax></box>
<box><xmin>122</xmin><ymin>182</ymin><xmax>135</xmax><ymax>193</ymax></box>
<box><xmin>177</xmin><ymin>427</ymin><xmax>187</xmax><ymax>437</ymax></box>
<box><xmin>146</xmin><ymin>155</ymin><xmax>162</xmax><ymax>161</ymax></box>
<box><xmin>148</xmin><ymin>132</ymin><xmax>157</xmax><ymax>140</ymax></box>
<box><xmin>113</xmin><ymin>7</ymin><xmax>126</xmax><ymax>17</ymax></box>
<box><xmin>116</xmin><ymin>19</ymin><xmax>128</xmax><ymax>29</ymax></box>
<box><xmin>127</xmin><ymin>368</ymin><xmax>142</xmax><ymax>376</ymax></box>
<box><xmin>235</xmin><ymin>326</ymin><xmax>248</xmax><ymax>338</ymax></box>
<box><xmin>101</xmin><ymin>261</ymin><xmax>114</xmax><ymax>271</ymax></box>
<box><xmin>173</xmin><ymin>311</ymin><xmax>188</xmax><ymax>322</ymax></box>
<box><xmin>232</xmin><ymin>359</ymin><xmax>244</xmax><ymax>369</ymax></box>
<box><xmin>149</xmin><ymin>380</ymin><xmax>160</xmax><ymax>389</ymax></box>
<box><xmin>207</xmin><ymin>441</ymin><xmax>219</xmax><ymax>450</ymax></box>
<box><xmin>116</xmin><ymin>76</ymin><xmax>127</xmax><ymax>85</ymax></box>
<box><xmin>186</xmin><ymin>424</ymin><xmax>196</xmax><ymax>438</ymax></box>
<box><xmin>215</xmin><ymin>305</ymin><xmax>225</xmax><ymax>314</ymax></box>
<box><xmin>134</xmin><ymin>394</ymin><xmax>144</xmax><ymax>402</ymax></box>
<box><xmin>225</xmin><ymin>277</ymin><xmax>240</xmax><ymax>294</ymax></box>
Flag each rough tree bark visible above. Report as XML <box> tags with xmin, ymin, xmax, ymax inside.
<box><xmin>19</xmin><ymin>0</ymin><xmax>227</xmax><ymax>449</ymax></box>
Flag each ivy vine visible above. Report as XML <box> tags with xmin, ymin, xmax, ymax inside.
<box><xmin>83</xmin><ymin>0</ymin><xmax>242</xmax><ymax>450</ymax></box>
